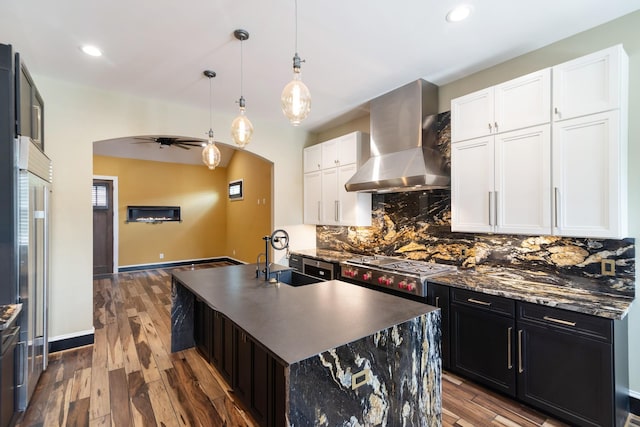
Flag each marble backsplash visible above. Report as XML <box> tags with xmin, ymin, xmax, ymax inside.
<box><xmin>317</xmin><ymin>189</ymin><xmax>635</xmax><ymax>298</ymax></box>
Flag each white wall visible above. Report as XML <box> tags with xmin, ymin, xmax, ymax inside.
<box><xmin>36</xmin><ymin>76</ymin><xmax>314</xmax><ymax>341</ymax></box>
<box><xmin>439</xmin><ymin>10</ymin><xmax>640</xmax><ymax>397</ymax></box>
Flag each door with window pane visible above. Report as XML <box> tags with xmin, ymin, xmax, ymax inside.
<box><xmin>92</xmin><ymin>179</ymin><xmax>114</xmax><ymax>275</ymax></box>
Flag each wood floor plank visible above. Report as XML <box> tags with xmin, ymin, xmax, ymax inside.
<box><xmin>89</xmin><ymin>362</ymin><xmax>109</xmax><ymax>420</ymax></box>
<box><xmin>105</xmin><ymin>320</ymin><xmax>124</xmax><ymax>371</ymax></box>
<box><xmin>108</xmin><ymin>368</ymin><xmax>132</xmax><ymax>426</ymax></box>
<box><xmin>160</xmin><ymin>368</ymin><xmax>199</xmax><ymax>426</ymax></box>
<box><xmin>66</xmin><ymin>398</ymin><xmax>90</xmax><ymax>427</ymax></box>
<box><xmin>71</xmin><ymin>368</ymin><xmax>92</xmax><ymax>401</ymax></box>
<box><xmin>88</xmin><ymin>414</ymin><xmax>110</xmax><ymax>427</ymax></box>
<box><xmin>42</xmin><ymin>378</ymin><xmax>71</xmax><ymax>427</ymax></box>
<box><xmin>128</xmin><ymin>370</ymin><xmax>156</xmax><ymax>427</ymax></box>
<box><xmin>182</xmin><ymin>349</ymin><xmax>226</xmax><ymax>400</ymax></box>
<box><xmin>138</xmin><ymin>311</ymin><xmax>173</xmax><ymax>371</ymax></box>
<box><xmin>147</xmin><ymin>379</ymin><xmax>181</xmax><ymax>427</ymax></box>
<box><xmin>129</xmin><ymin>315</ymin><xmax>162</xmax><ymax>383</ymax></box>
<box><xmin>171</xmin><ymin>355</ymin><xmax>225</xmax><ymax>426</ymax></box>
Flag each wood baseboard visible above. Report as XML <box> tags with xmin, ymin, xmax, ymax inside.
<box><xmin>49</xmin><ymin>332</ymin><xmax>94</xmax><ymax>353</ymax></box>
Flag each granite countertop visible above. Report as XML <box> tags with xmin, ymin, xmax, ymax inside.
<box><xmin>430</xmin><ymin>266</ymin><xmax>633</xmax><ymax>320</ymax></box>
<box><xmin>290</xmin><ymin>248</ymin><xmax>356</xmax><ymax>263</ymax></box>
<box><xmin>172</xmin><ymin>264</ymin><xmax>436</xmax><ymax>365</ymax></box>
<box><xmin>0</xmin><ymin>303</ymin><xmax>22</xmax><ymax>331</ymax></box>
<box><xmin>292</xmin><ymin>249</ymin><xmax>633</xmax><ymax>320</ymax></box>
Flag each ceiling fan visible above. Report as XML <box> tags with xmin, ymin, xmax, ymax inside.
<box><xmin>133</xmin><ymin>136</ymin><xmax>204</xmax><ymax>150</ymax></box>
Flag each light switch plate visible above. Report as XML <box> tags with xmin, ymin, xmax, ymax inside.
<box><xmin>601</xmin><ymin>259</ymin><xmax>615</xmax><ymax>276</ymax></box>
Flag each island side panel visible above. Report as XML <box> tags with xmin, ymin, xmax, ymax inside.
<box><xmin>287</xmin><ymin>310</ymin><xmax>441</xmax><ymax>426</ymax></box>
<box><xmin>171</xmin><ymin>278</ymin><xmax>195</xmax><ymax>352</ymax></box>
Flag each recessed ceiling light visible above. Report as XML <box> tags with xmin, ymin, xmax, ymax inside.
<box><xmin>80</xmin><ymin>45</ymin><xmax>102</xmax><ymax>57</ymax></box>
<box><xmin>446</xmin><ymin>5</ymin><xmax>472</xmax><ymax>23</ymax></box>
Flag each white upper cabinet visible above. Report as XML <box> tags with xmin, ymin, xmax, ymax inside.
<box><xmin>303</xmin><ymin>144</ymin><xmax>322</xmax><ymax>173</ymax></box>
<box><xmin>451</xmin><ymin>88</ymin><xmax>494</xmax><ymax>142</ymax></box>
<box><xmin>451</xmin><ymin>125</ymin><xmax>551</xmax><ymax>235</ymax></box>
<box><xmin>552</xmin><ymin>111</ymin><xmax>626</xmax><ymax>238</ymax></box>
<box><xmin>451</xmin><ymin>69</ymin><xmax>550</xmax><ymax>142</ymax></box>
<box><xmin>451</xmin><ymin>45</ymin><xmax>628</xmax><ymax>239</ymax></box>
<box><xmin>494</xmin><ymin>126</ymin><xmax>551</xmax><ymax>235</ymax></box>
<box><xmin>552</xmin><ymin>45</ymin><xmax>627</xmax><ymax>122</ymax></box>
<box><xmin>494</xmin><ymin>69</ymin><xmax>551</xmax><ymax>134</ymax></box>
<box><xmin>451</xmin><ymin>136</ymin><xmax>495</xmax><ymax>233</ymax></box>
<box><xmin>321</xmin><ymin>133</ymin><xmax>359</xmax><ymax>169</ymax></box>
<box><xmin>303</xmin><ymin>131</ymin><xmax>371</xmax><ymax>226</ymax></box>
<box><xmin>303</xmin><ymin>171</ymin><xmax>322</xmax><ymax>225</ymax></box>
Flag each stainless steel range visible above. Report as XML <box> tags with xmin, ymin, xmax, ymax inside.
<box><xmin>340</xmin><ymin>255</ymin><xmax>456</xmax><ymax>298</ymax></box>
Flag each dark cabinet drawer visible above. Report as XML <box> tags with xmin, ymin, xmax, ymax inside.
<box><xmin>451</xmin><ymin>288</ymin><xmax>515</xmax><ymax>317</ymax></box>
<box><xmin>518</xmin><ymin>302</ymin><xmax>612</xmax><ymax>342</ymax></box>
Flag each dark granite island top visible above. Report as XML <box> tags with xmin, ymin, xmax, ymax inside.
<box><xmin>171</xmin><ymin>264</ymin><xmax>441</xmax><ymax>426</ymax></box>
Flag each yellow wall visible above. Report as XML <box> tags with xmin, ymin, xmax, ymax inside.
<box><xmin>93</xmin><ymin>155</ymin><xmax>228</xmax><ymax>265</ymax></box>
<box><xmin>225</xmin><ymin>150</ymin><xmax>273</xmax><ymax>263</ymax></box>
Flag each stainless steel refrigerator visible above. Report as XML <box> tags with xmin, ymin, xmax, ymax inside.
<box><xmin>15</xmin><ymin>135</ymin><xmax>51</xmax><ymax>410</ymax></box>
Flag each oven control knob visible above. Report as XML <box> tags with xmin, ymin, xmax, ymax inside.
<box><xmin>350</xmin><ymin>269</ymin><xmax>358</xmax><ymax>278</ymax></box>
<box><xmin>362</xmin><ymin>272</ymin><xmax>372</xmax><ymax>281</ymax></box>
<box><xmin>407</xmin><ymin>281</ymin><xmax>416</xmax><ymax>292</ymax></box>
<box><xmin>378</xmin><ymin>276</ymin><xmax>386</xmax><ymax>285</ymax></box>
<box><xmin>385</xmin><ymin>277</ymin><xmax>394</xmax><ymax>286</ymax></box>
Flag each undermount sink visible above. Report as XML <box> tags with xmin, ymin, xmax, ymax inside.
<box><xmin>276</xmin><ymin>270</ymin><xmax>324</xmax><ymax>286</ymax></box>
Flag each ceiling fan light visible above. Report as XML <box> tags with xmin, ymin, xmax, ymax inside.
<box><xmin>281</xmin><ymin>67</ymin><xmax>311</xmax><ymax>126</ymax></box>
<box><xmin>231</xmin><ymin>106</ymin><xmax>254</xmax><ymax>148</ymax></box>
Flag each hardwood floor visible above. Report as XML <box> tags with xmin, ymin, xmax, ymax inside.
<box><xmin>14</xmin><ymin>264</ymin><xmax>639</xmax><ymax>426</ymax></box>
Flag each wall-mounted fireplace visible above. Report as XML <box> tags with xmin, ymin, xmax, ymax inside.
<box><xmin>126</xmin><ymin>206</ymin><xmax>181</xmax><ymax>223</ymax></box>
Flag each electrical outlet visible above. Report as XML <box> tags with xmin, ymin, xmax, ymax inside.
<box><xmin>232</xmin><ymin>249</ymin><xmax>236</xmax><ymax>255</ymax></box>
<box><xmin>601</xmin><ymin>259</ymin><xmax>615</xmax><ymax>276</ymax></box>
<box><xmin>461</xmin><ymin>248</ymin><xmax>467</xmax><ymax>257</ymax></box>
<box><xmin>159</xmin><ymin>253</ymin><xmax>164</xmax><ymax>259</ymax></box>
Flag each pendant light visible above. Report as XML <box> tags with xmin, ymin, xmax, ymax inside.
<box><xmin>231</xmin><ymin>29</ymin><xmax>254</xmax><ymax>148</ymax></box>
<box><xmin>202</xmin><ymin>70</ymin><xmax>221</xmax><ymax>170</ymax></box>
<box><xmin>281</xmin><ymin>0</ymin><xmax>311</xmax><ymax>126</ymax></box>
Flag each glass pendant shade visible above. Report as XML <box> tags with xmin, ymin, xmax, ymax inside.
<box><xmin>202</xmin><ymin>131</ymin><xmax>221</xmax><ymax>170</ymax></box>
<box><xmin>231</xmin><ymin>107</ymin><xmax>254</xmax><ymax>148</ymax></box>
<box><xmin>281</xmin><ymin>68</ymin><xmax>311</xmax><ymax>126</ymax></box>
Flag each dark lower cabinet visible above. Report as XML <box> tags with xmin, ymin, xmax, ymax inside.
<box><xmin>193</xmin><ymin>296</ymin><xmax>286</xmax><ymax>426</ymax></box>
<box><xmin>450</xmin><ymin>288</ymin><xmax>516</xmax><ymax>396</ymax></box>
<box><xmin>193</xmin><ymin>298</ymin><xmax>212</xmax><ymax>360</ymax></box>
<box><xmin>517</xmin><ymin>302</ymin><xmax>628</xmax><ymax>427</ymax></box>
<box><xmin>437</xmin><ymin>283</ymin><xmax>629</xmax><ymax>427</ymax></box>
<box><xmin>426</xmin><ymin>283</ymin><xmax>450</xmax><ymax>369</ymax></box>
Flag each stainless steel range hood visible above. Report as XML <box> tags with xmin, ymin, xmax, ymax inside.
<box><xmin>344</xmin><ymin>79</ymin><xmax>450</xmax><ymax>193</ymax></box>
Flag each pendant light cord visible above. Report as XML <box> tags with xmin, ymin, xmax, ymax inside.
<box><xmin>294</xmin><ymin>0</ymin><xmax>298</xmax><ymax>54</ymax></box>
<box><xmin>209</xmin><ymin>76</ymin><xmax>213</xmax><ymax>130</ymax></box>
<box><xmin>240</xmin><ymin>38</ymin><xmax>244</xmax><ymax>98</ymax></box>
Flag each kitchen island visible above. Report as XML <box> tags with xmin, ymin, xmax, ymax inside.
<box><xmin>171</xmin><ymin>264</ymin><xmax>441</xmax><ymax>427</ymax></box>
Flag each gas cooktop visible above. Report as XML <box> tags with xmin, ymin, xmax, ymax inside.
<box><xmin>340</xmin><ymin>256</ymin><xmax>456</xmax><ymax>298</ymax></box>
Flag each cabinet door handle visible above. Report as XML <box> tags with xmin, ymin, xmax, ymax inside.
<box><xmin>435</xmin><ymin>296</ymin><xmax>440</xmax><ymax>308</ymax></box>
<box><xmin>554</xmin><ymin>107</ymin><xmax>559</xmax><ymax>117</ymax></box>
<box><xmin>543</xmin><ymin>316</ymin><xmax>576</xmax><ymax>327</ymax></box>
<box><xmin>334</xmin><ymin>200</ymin><xmax>339</xmax><ymax>222</ymax></box>
<box><xmin>507</xmin><ymin>327</ymin><xmax>513</xmax><ymax>370</ymax></box>
<box><xmin>488</xmin><ymin>192</ymin><xmax>493</xmax><ymax>226</ymax></box>
<box><xmin>518</xmin><ymin>330</ymin><xmax>524</xmax><ymax>373</ymax></box>
<box><xmin>467</xmin><ymin>298</ymin><xmax>492</xmax><ymax>307</ymax></box>
<box><xmin>317</xmin><ymin>201</ymin><xmax>322</xmax><ymax>222</ymax></box>
<box><xmin>494</xmin><ymin>191</ymin><xmax>498</xmax><ymax>226</ymax></box>
<box><xmin>554</xmin><ymin>187</ymin><xmax>560</xmax><ymax>228</ymax></box>
<box><xmin>494</xmin><ymin>121</ymin><xmax>498</xmax><ymax>133</ymax></box>
<box><xmin>488</xmin><ymin>122</ymin><xmax>493</xmax><ymax>132</ymax></box>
